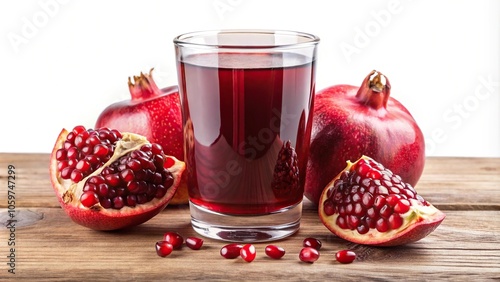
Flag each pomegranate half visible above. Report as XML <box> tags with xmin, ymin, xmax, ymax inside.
<box><xmin>319</xmin><ymin>156</ymin><xmax>445</xmax><ymax>246</ymax></box>
<box><xmin>49</xmin><ymin>125</ymin><xmax>185</xmax><ymax>230</ymax></box>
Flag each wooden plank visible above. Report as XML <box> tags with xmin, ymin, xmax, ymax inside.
<box><xmin>418</xmin><ymin>157</ymin><xmax>500</xmax><ymax>210</ymax></box>
<box><xmin>0</xmin><ymin>206</ymin><xmax>499</xmax><ymax>281</ymax></box>
<box><xmin>0</xmin><ymin>153</ymin><xmax>60</xmax><ymax>208</ymax></box>
<box><xmin>0</xmin><ymin>153</ymin><xmax>499</xmax><ymax>209</ymax></box>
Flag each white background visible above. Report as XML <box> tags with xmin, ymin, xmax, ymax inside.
<box><xmin>1</xmin><ymin>0</ymin><xmax>499</xmax><ymax>157</ymax></box>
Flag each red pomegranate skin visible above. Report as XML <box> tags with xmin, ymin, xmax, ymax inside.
<box><xmin>95</xmin><ymin>70</ymin><xmax>188</xmax><ymax>205</ymax></box>
<box><xmin>305</xmin><ymin>70</ymin><xmax>425</xmax><ymax>205</ymax></box>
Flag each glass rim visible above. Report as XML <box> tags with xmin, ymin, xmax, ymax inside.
<box><xmin>173</xmin><ymin>29</ymin><xmax>320</xmax><ymax>49</ymax></box>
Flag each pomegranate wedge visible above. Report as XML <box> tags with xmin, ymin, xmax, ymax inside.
<box><xmin>319</xmin><ymin>156</ymin><xmax>445</xmax><ymax>246</ymax></box>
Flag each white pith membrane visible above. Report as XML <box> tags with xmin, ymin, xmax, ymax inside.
<box><xmin>319</xmin><ymin>156</ymin><xmax>442</xmax><ymax>243</ymax></box>
<box><xmin>323</xmin><ymin>198</ymin><xmax>441</xmax><ymax>241</ymax></box>
<box><xmin>54</xmin><ymin>131</ymin><xmax>182</xmax><ymax>216</ymax></box>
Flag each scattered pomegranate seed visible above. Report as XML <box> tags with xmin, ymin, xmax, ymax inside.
<box><xmin>265</xmin><ymin>245</ymin><xmax>285</xmax><ymax>259</ymax></box>
<box><xmin>220</xmin><ymin>244</ymin><xmax>243</xmax><ymax>259</ymax></box>
<box><xmin>185</xmin><ymin>237</ymin><xmax>204</xmax><ymax>250</ymax></box>
<box><xmin>299</xmin><ymin>247</ymin><xmax>320</xmax><ymax>263</ymax></box>
<box><xmin>163</xmin><ymin>232</ymin><xmax>184</xmax><ymax>249</ymax></box>
<box><xmin>155</xmin><ymin>241</ymin><xmax>174</xmax><ymax>257</ymax></box>
<box><xmin>303</xmin><ymin>237</ymin><xmax>322</xmax><ymax>250</ymax></box>
<box><xmin>240</xmin><ymin>244</ymin><xmax>256</xmax><ymax>262</ymax></box>
<box><xmin>335</xmin><ymin>250</ymin><xmax>356</xmax><ymax>264</ymax></box>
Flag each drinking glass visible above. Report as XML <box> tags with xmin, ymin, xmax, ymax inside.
<box><xmin>174</xmin><ymin>30</ymin><xmax>319</xmax><ymax>242</ymax></box>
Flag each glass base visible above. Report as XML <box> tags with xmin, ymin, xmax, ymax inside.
<box><xmin>189</xmin><ymin>200</ymin><xmax>302</xmax><ymax>242</ymax></box>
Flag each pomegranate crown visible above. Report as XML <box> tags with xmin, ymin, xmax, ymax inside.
<box><xmin>355</xmin><ymin>70</ymin><xmax>392</xmax><ymax>110</ymax></box>
<box><xmin>128</xmin><ymin>68</ymin><xmax>161</xmax><ymax>101</ymax></box>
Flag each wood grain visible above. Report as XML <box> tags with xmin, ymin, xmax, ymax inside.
<box><xmin>1</xmin><ymin>153</ymin><xmax>500</xmax><ymax>281</ymax></box>
<box><xmin>0</xmin><ymin>207</ymin><xmax>499</xmax><ymax>281</ymax></box>
<box><xmin>1</xmin><ymin>153</ymin><xmax>499</xmax><ymax>209</ymax></box>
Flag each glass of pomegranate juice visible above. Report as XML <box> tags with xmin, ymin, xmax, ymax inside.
<box><xmin>174</xmin><ymin>30</ymin><xmax>319</xmax><ymax>242</ymax></box>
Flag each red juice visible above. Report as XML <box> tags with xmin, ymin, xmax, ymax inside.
<box><xmin>178</xmin><ymin>52</ymin><xmax>315</xmax><ymax>215</ymax></box>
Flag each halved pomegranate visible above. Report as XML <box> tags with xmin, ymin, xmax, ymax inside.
<box><xmin>49</xmin><ymin>125</ymin><xmax>185</xmax><ymax>230</ymax></box>
<box><xmin>319</xmin><ymin>156</ymin><xmax>445</xmax><ymax>246</ymax></box>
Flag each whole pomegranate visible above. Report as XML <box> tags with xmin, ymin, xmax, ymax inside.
<box><xmin>49</xmin><ymin>125</ymin><xmax>185</xmax><ymax>230</ymax></box>
<box><xmin>319</xmin><ymin>155</ymin><xmax>445</xmax><ymax>246</ymax></box>
<box><xmin>305</xmin><ymin>70</ymin><xmax>425</xmax><ymax>205</ymax></box>
<box><xmin>95</xmin><ymin>69</ymin><xmax>188</xmax><ymax>205</ymax></box>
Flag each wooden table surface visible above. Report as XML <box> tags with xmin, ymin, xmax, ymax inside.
<box><xmin>1</xmin><ymin>153</ymin><xmax>499</xmax><ymax>281</ymax></box>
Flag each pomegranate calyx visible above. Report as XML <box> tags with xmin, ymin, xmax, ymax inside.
<box><xmin>128</xmin><ymin>68</ymin><xmax>161</xmax><ymax>101</ymax></box>
<box><xmin>355</xmin><ymin>70</ymin><xmax>391</xmax><ymax>111</ymax></box>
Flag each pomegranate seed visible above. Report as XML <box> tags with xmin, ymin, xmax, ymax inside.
<box><xmin>99</xmin><ymin>198</ymin><xmax>112</xmax><ymax>208</ymax></box>
<box><xmin>83</xmin><ymin>183</ymin><xmax>96</xmax><ymax>192</ymax></box>
<box><xmin>88</xmin><ymin>175</ymin><xmax>105</xmax><ymax>184</ymax></box>
<box><xmin>379</xmin><ymin>205</ymin><xmax>392</xmax><ymax>219</ymax></box>
<box><xmin>335</xmin><ymin>250</ymin><xmax>356</xmax><ymax>264</ymax></box>
<box><xmin>323</xmin><ymin>200</ymin><xmax>335</xmax><ymax>216</ymax></box>
<box><xmin>153</xmin><ymin>154</ymin><xmax>164</xmax><ymax>168</ymax></box>
<box><xmin>299</xmin><ymin>247</ymin><xmax>319</xmax><ymax>263</ymax></box>
<box><xmin>57</xmin><ymin>160</ymin><xmax>68</xmax><ymax>171</ymax></box>
<box><xmin>74</xmin><ymin>132</ymin><xmax>88</xmax><ymax>149</ymax></box>
<box><xmin>357</xmin><ymin>221</ymin><xmax>369</xmax><ymax>234</ymax></box>
<box><xmin>60</xmin><ymin>167</ymin><xmax>72</xmax><ymax>179</ymax></box>
<box><xmin>141</xmin><ymin>143</ymin><xmax>152</xmax><ymax>152</ymax></box>
<box><xmin>373</xmin><ymin>195</ymin><xmax>386</xmax><ymax>210</ymax></box>
<box><xmin>71</xmin><ymin>169</ymin><xmax>84</xmax><ymax>182</ymax></box>
<box><xmin>72</xmin><ymin>125</ymin><xmax>86</xmax><ymax>135</ymax></box>
<box><xmin>107</xmin><ymin>188</ymin><xmax>117</xmax><ymax>198</ymax></box>
<box><xmin>137</xmin><ymin>194</ymin><xmax>148</xmax><ymax>204</ymax></box>
<box><xmin>97</xmin><ymin>184</ymin><xmax>108</xmax><ymax>197</ymax></box>
<box><xmin>394</xmin><ymin>199</ymin><xmax>411</xmax><ymax>214</ymax></box>
<box><xmin>220</xmin><ymin>244</ymin><xmax>243</xmax><ymax>259</ymax></box>
<box><xmin>303</xmin><ymin>237</ymin><xmax>322</xmax><ymax>250</ymax></box>
<box><xmin>155</xmin><ymin>185</ymin><xmax>167</xmax><ymax>199</ymax></box>
<box><xmin>127</xmin><ymin>159</ymin><xmax>142</xmax><ymax>171</ymax></box>
<box><xmin>265</xmin><ymin>245</ymin><xmax>285</xmax><ymax>259</ymax></box>
<box><xmin>336</xmin><ymin>216</ymin><xmax>348</xmax><ymax>229</ymax></box>
<box><xmin>56</xmin><ymin>149</ymin><xmax>67</xmax><ymax>160</ymax></box>
<box><xmin>80</xmin><ymin>191</ymin><xmax>99</xmax><ymax>207</ymax></box>
<box><xmin>127</xmin><ymin>181</ymin><xmax>140</xmax><ymax>193</ymax></box>
<box><xmin>388</xmin><ymin>213</ymin><xmax>403</xmax><ymax>229</ymax></box>
<box><xmin>112</xmin><ymin>196</ymin><xmax>124</xmax><ymax>209</ymax></box>
<box><xmin>126</xmin><ymin>195</ymin><xmax>137</xmax><ymax>207</ymax></box>
<box><xmin>376</xmin><ymin>218</ymin><xmax>389</xmax><ymax>232</ymax></box>
<box><xmin>155</xmin><ymin>241</ymin><xmax>173</xmax><ymax>257</ymax></box>
<box><xmin>240</xmin><ymin>244</ymin><xmax>256</xmax><ymax>262</ymax></box>
<box><xmin>163</xmin><ymin>232</ymin><xmax>183</xmax><ymax>249</ymax></box>
<box><xmin>76</xmin><ymin>159</ymin><xmax>91</xmax><ymax>172</ymax></box>
<box><xmin>185</xmin><ymin>237</ymin><xmax>204</xmax><ymax>250</ymax></box>
<box><xmin>87</xmin><ymin>135</ymin><xmax>101</xmax><ymax>145</ymax></box>
<box><xmin>151</xmin><ymin>143</ymin><xmax>163</xmax><ymax>155</ymax></box>
<box><xmin>120</xmin><ymin>169</ymin><xmax>135</xmax><ymax>182</ymax></box>
<box><xmin>67</xmin><ymin>147</ymin><xmax>79</xmax><ymax>159</ymax></box>
<box><xmin>105</xmin><ymin>173</ymin><xmax>121</xmax><ymax>186</ymax></box>
<box><xmin>385</xmin><ymin>195</ymin><xmax>400</xmax><ymax>207</ymax></box>
<box><xmin>93</xmin><ymin>144</ymin><xmax>109</xmax><ymax>157</ymax></box>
